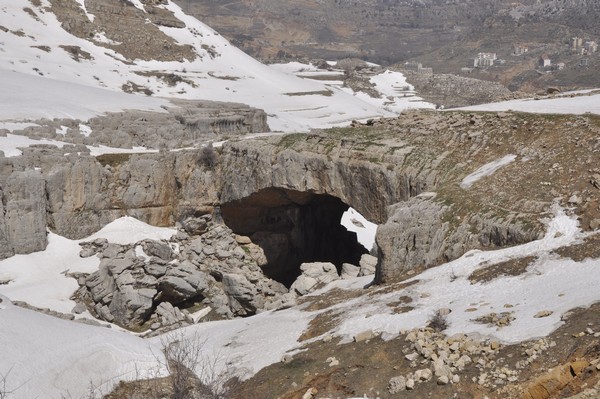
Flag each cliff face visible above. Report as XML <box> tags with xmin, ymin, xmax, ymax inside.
<box><xmin>0</xmin><ymin>148</ymin><xmax>219</xmax><ymax>256</ymax></box>
<box><xmin>218</xmin><ymin>137</ymin><xmax>421</xmax><ymax>224</ymax></box>
<box><xmin>3</xmin><ymin>110</ymin><xmax>599</xmax><ymax>284</ymax></box>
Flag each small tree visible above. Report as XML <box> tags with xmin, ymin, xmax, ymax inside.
<box><xmin>160</xmin><ymin>333</ymin><xmax>231</xmax><ymax>399</ymax></box>
<box><xmin>428</xmin><ymin>309</ymin><xmax>449</xmax><ymax>332</ymax></box>
<box><xmin>199</xmin><ymin>143</ymin><xmax>217</xmax><ymax>170</ymax></box>
<box><xmin>0</xmin><ymin>367</ymin><xmax>20</xmax><ymax>399</ymax></box>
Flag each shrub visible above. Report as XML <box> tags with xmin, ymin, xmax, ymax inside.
<box><xmin>199</xmin><ymin>143</ymin><xmax>217</xmax><ymax>170</ymax></box>
<box><xmin>428</xmin><ymin>309</ymin><xmax>449</xmax><ymax>332</ymax></box>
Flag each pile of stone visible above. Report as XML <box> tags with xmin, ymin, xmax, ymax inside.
<box><xmin>388</xmin><ymin>327</ymin><xmax>506</xmax><ymax>392</ymax></box>
<box><xmin>515</xmin><ymin>338</ymin><xmax>557</xmax><ymax>370</ymax></box>
<box><xmin>76</xmin><ymin>215</ymin><xmax>294</xmax><ymax>332</ymax></box>
<box><xmin>289</xmin><ymin>254</ymin><xmax>377</xmax><ymax>296</ymax></box>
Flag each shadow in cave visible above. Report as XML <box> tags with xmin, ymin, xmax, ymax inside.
<box><xmin>221</xmin><ymin>187</ymin><xmax>368</xmax><ymax>287</ymax></box>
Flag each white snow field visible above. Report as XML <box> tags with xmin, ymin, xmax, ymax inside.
<box><xmin>1</xmin><ymin>206</ymin><xmax>600</xmax><ymax>398</ymax></box>
<box><xmin>0</xmin><ymin>297</ymin><xmax>166</xmax><ymax>399</ymax></box>
<box><xmin>459</xmin><ymin>92</ymin><xmax>600</xmax><ymax>115</ymax></box>
<box><xmin>0</xmin><ymin>0</ymin><xmax>432</xmax><ymax>134</ymax></box>
<box><xmin>460</xmin><ymin>154</ymin><xmax>517</xmax><ymax>189</ymax></box>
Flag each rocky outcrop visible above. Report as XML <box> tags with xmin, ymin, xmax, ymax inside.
<box><xmin>375</xmin><ymin>195</ymin><xmax>540</xmax><ymax>282</ymax></box>
<box><xmin>8</xmin><ymin>100</ymin><xmax>269</xmax><ymax>151</ymax></box>
<box><xmin>290</xmin><ymin>262</ymin><xmax>340</xmax><ymax>296</ymax></box>
<box><xmin>6</xmin><ymin>110</ymin><xmax>585</xmax><ymax>291</ymax></box>
<box><xmin>218</xmin><ymin>139</ymin><xmax>420</xmax><ymax>225</ymax></box>
<box><xmin>77</xmin><ymin>215</ymin><xmax>292</xmax><ymax>330</ymax></box>
<box><xmin>0</xmin><ymin>146</ymin><xmax>221</xmax><ymax>253</ymax></box>
<box><xmin>402</xmin><ymin>70</ymin><xmax>518</xmax><ymax>108</ymax></box>
<box><xmin>0</xmin><ymin>170</ymin><xmax>47</xmax><ymax>256</ymax></box>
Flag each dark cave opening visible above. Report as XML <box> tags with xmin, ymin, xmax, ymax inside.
<box><xmin>221</xmin><ymin>187</ymin><xmax>368</xmax><ymax>287</ymax></box>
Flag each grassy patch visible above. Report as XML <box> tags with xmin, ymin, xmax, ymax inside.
<box><xmin>284</xmin><ymin>89</ymin><xmax>333</xmax><ymax>97</ymax></box>
<box><xmin>469</xmin><ymin>256</ymin><xmax>536</xmax><ymax>284</ymax></box>
<box><xmin>96</xmin><ymin>153</ymin><xmax>133</xmax><ymax>167</ymax></box>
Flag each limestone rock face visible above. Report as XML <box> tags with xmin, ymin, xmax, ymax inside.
<box><xmin>375</xmin><ymin>195</ymin><xmax>540</xmax><ymax>283</ymax></box>
<box><xmin>0</xmin><ymin>194</ymin><xmax>13</xmax><ymax>259</ymax></box>
<box><xmin>2</xmin><ymin>170</ymin><xmax>47</xmax><ymax>255</ymax></box>
<box><xmin>0</xmin><ymin>112</ymin><xmax>546</xmax><ymax>286</ymax></box>
<box><xmin>45</xmin><ymin>156</ymin><xmax>114</xmax><ymax>238</ymax></box>
<box><xmin>219</xmin><ymin>140</ymin><xmax>417</xmax><ymax>225</ymax></box>
<box><xmin>0</xmin><ymin>148</ymin><xmax>220</xmax><ymax>251</ymax></box>
<box><xmin>375</xmin><ymin>197</ymin><xmax>450</xmax><ymax>283</ymax></box>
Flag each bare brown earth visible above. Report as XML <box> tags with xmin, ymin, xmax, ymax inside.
<box><xmin>176</xmin><ymin>0</ymin><xmax>600</xmax><ymax>91</ymax></box>
<box><xmin>229</xmin><ymin>303</ymin><xmax>600</xmax><ymax>399</ymax></box>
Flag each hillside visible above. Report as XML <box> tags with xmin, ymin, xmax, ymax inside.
<box><xmin>1</xmin><ymin>108</ymin><xmax>600</xmax><ymax>398</ymax></box>
<box><xmin>0</xmin><ymin>1</ymin><xmax>599</xmax><ymax>399</ymax></box>
<box><xmin>0</xmin><ymin>0</ymin><xmax>433</xmax><ymax>133</ymax></box>
<box><xmin>178</xmin><ymin>0</ymin><xmax>600</xmax><ymax>91</ymax></box>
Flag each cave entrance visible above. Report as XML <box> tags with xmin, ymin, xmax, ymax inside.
<box><xmin>221</xmin><ymin>188</ymin><xmax>369</xmax><ymax>287</ymax></box>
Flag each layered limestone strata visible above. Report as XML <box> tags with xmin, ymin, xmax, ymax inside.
<box><xmin>5</xmin><ymin>110</ymin><xmax>598</xmax><ymax>286</ymax></box>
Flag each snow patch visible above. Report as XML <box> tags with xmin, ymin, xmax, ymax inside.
<box><xmin>460</xmin><ymin>154</ymin><xmax>517</xmax><ymax>189</ymax></box>
<box><xmin>341</xmin><ymin>207</ymin><xmax>378</xmax><ymax>251</ymax></box>
<box><xmin>0</xmin><ymin>122</ymin><xmax>39</xmax><ymax>132</ymax></box>
<box><xmin>85</xmin><ymin>216</ymin><xmax>177</xmax><ymax>245</ymax></box>
<box><xmin>0</xmin><ymin>303</ymin><xmax>165</xmax><ymax>399</ymax></box>
<box><xmin>78</xmin><ymin>123</ymin><xmax>92</xmax><ymax>137</ymax></box>
<box><xmin>459</xmin><ymin>93</ymin><xmax>600</xmax><ymax>115</ymax></box>
<box><xmin>0</xmin><ymin>134</ymin><xmax>68</xmax><ymax>157</ymax></box>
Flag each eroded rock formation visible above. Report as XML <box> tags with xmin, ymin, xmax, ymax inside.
<box><xmin>221</xmin><ymin>188</ymin><xmax>367</xmax><ymax>286</ymax></box>
<box><xmin>5</xmin><ymin>110</ymin><xmax>595</xmax><ymax>295</ymax></box>
<box><xmin>77</xmin><ymin>215</ymin><xmax>293</xmax><ymax>330</ymax></box>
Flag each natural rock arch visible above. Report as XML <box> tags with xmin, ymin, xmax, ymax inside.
<box><xmin>221</xmin><ymin>187</ymin><xmax>368</xmax><ymax>286</ymax></box>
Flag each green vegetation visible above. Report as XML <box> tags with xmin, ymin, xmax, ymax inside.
<box><xmin>96</xmin><ymin>153</ymin><xmax>133</xmax><ymax>168</ymax></box>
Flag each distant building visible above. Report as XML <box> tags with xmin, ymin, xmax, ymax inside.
<box><xmin>539</xmin><ymin>55</ymin><xmax>552</xmax><ymax>68</ymax></box>
<box><xmin>513</xmin><ymin>44</ymin><xmax>529</xmax><ymax>55</ymax></box>
<box><xmin>570</xmin><ymin>37</ymin><xmax>583</xmax><ymax>51</ymax></box>
<box><xmin>555</xmin><ymin>62</ymin><xmax>566</xmax><ymax>70</ymax></box>
<box><xmin>580</xmin><ymin>58</ymin><xmax>589</xmax><ymax>67</ymax></box>
<box><xmin>469</xmin><ymin>52</ymin><xmax>497</xmax><ymax>68</ymax></box>
<box><xmin>467</xmin><ymin>58</ymin><xmax>479</xmax><ymax>68</ymax></box>
<box><xmin>404</xmin><ymin>62</ymin><xmax>433</xmax><ymax>75</ymax></box>
<box><xmin>478</xmin><ymin>57</ymin><xmax>495</xmax><ymax>67</ymax></box>
<box><xmin>584</xmin><ymin>41</ymin><xmax>598</xmax><ymax>53</ymax></box>
<box><xmin>404</xmin><ymin>62</ymin><xmax>422</xmax><ymax>72</ymax></box>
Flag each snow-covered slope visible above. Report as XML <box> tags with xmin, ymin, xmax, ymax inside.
<box><xmin>0</xmin><ymin>0</ymin><xmax>429</xmax><ymax>132</ymax></box>
<box><xmin>0</xmin><ymin>296</ymin><xmax>165</xmax><ymax>399</ymax></box>
<box><xmin>458</xmin><ymin>92</ymin><xmax>600</xmax><ymax>115</ymax></box>
<box><xmin>2</xmin><ymin>207</ymin><xmax>600</xmax><ymax>398</ymax></box>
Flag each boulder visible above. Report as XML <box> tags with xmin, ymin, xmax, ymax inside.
<box><xmin>341</xmin><ymin>263</ymin><xmax>360</xmax><ymax>279</ymax></box>
<box><xmin>109</xmin><ymin>285</ymin><xmax>156</xmax><ymax>326</ymax></box>
<box><xmin>142</xmin><ymin>240</ymin><xmax>173</xmax><ymax>261</ymax></box>
<box><xmin>388</xmin><ymin>376</ymin><xmax>407</xmax><ymax>394</ymax></box>
<box><xmin>181</xmin><ymin>215</ymin><xmax>210</xmax><ymax>236</ymax></box>
<box><xmin>358</xmin><ymin>254</ymin><xmax>377</xmax><ymax>277</ymax></box>
<box><xmin>222</xmin><ymin>273</ymin><xmax>258</xmax><ymax>316</ymax></box>
<box><xmin>290</xmin><ymin>262</ymin><xmax>339</xmax><ymax>296</ymax></box>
